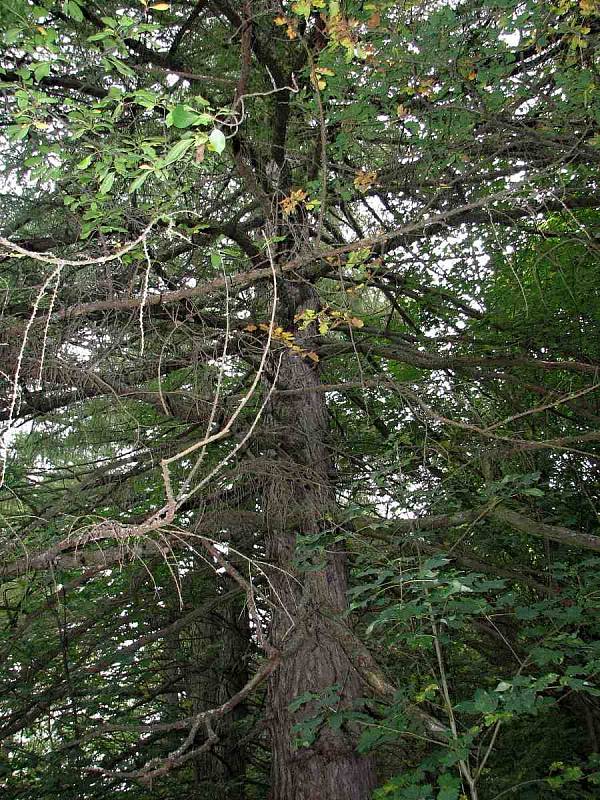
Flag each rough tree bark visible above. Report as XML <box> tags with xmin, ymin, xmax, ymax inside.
<box><xmin>264</xmin><ymin>280</ymin><xmax>376</xmax><ymax>800</ymax></box>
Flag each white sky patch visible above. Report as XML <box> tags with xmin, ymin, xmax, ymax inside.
<box><xmin>499</xmin><ymin>30</ymin><xmax>520</xmax><ymax>48</ymax></box>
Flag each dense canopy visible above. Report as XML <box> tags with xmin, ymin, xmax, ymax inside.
<box><xmin>1</xmin><ymin>0</ymin><xmax>600</xmax><ymax>798</ymax></box>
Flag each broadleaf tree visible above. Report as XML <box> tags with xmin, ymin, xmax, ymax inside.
<box><xmin>1</xmin><ymin>0</ymin><xmax>600</xmax><ymax>798</ymax></box>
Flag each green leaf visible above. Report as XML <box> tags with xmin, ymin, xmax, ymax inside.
<box><xmin>33</xmin><ymin>62</ymin><xmax>50</xmax><ymax>82</ymax></box>
<box><xmin>99</xmin><ymin>171</ymin><xmax>116</xmax><ymax>194</ymax></box>
<box><xmin>473</xmin><ymin>689</ymin><xmax>498</xmax><ymax>714</ymax></box>
<box><xmin>65</xmin><ymin>0</ymin><xmax>84</xmax><ymax>22</ymax></box>
<box><xmin>209</xmin><ymin>128</ymin><xmax>226</xmax><ymax>154</ymax></box>
<box><xmin>292</xmin><ymin>0</ymin><xmax>312</xmax><ymax>20</ymax></box>
<box><xmin>168</xmin><ymin>105</ymin><xmax>198</xmax><ymax>129</ymax></box>
<box><xmin>15</xmin><ymin>91</ymin><xmax>30</xmax><ymax>112</ymax></box>
<box><xmin>289</xmin><ymin>691</ymin><xmax>316</xmax><ymax>711</ymax></box>
<box><xmin>133</xmin><ymin>89</ymin><xmax>158</xmax><ymax>109</ymax></box>
<box><xmin>76</xmin><ymin>154</ymin><xmax>93</xmax><ymax>170</ymax></box>
<box><xmin>193</xmin><ymin>113</ymin><xmax>213</xmax><ymax>126</ymax></box>
<box><xmin>128</xmin><ymin>171</ymin><xmax>151</xmax><ymax>193</ymax></box>
<box><xmin>4</xmin><ymin>28</ymin><xmax>21</xmax><ymax>44</ymax></box>
<box><xmin>437</xmin><ymin>773</ymin><xmax>460</xmax><ymax>800</ymax></box>
<box><xmin>162</xmin><ymin>137</ymin><xmax>194</xmax><ymax>166</ymax></box>
<box><xmin>111</xmin><ymin>59</ymin><xmax>136</xmax><ymax>79</ymax></box>
<box><xmin>7</xmin><ymin>124</ymin><xmax>30</xmax><ymax>141</ymax></box>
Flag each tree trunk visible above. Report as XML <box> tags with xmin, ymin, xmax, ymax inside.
<box><xmin>264</xmin><ymin>282</ymin><xmax>376</xmax><ymax>800</ymax></box>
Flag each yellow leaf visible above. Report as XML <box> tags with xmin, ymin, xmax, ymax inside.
<box><xmin>354</xmin><ymin>169</ymin><xmax>377</xmax><ymax>192</ymax></box>
<box><xmin>281</xmin><ymin>188</ymin><xmax>307</xmax><ymax>215</ymax></box>
<box><xmin>150</xmin><ymin>2</ymin><xmax>170</xmax><ymax>9</ymax></box>
<box><xmin>350</xmin><ymin>317</ymin><xmax>364</xmax><ymax>328</ymax></box>
<box><xmin>244</xmin><ymin>323</ymin><xmax>257</xmax><ymax>332</ymax></box>
<box><xmin>274</xmin><ymin>15</ymin><xmax>287</xmax><ymax>25</ymax></box>
<box><xmin>306</xmin><ymin>351</ymin><xmax>320</xmax><ymax>362</ymax></box>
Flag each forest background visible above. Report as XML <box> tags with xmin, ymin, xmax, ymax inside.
<box><xmin>1</xmin><ymin>1</ymin><xmax>600</xmax><ymax>799</ymax></box>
